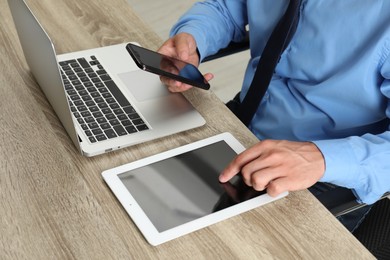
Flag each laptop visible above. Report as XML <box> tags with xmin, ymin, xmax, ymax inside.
<box><xmin>8</xmin><ymin>0</ymin><xmax>205</xmax><ymax>157</ymax></box>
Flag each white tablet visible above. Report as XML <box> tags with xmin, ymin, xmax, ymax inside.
<box><xmin>102</xmin><ymin>132</ymin><xmax>288</xmax><ymax>246</ymax></box>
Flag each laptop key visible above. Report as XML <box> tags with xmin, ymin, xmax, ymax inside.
<box><xmin>125</xmin><ymin>125</ymin><xmax>137</xmax><ymax>134</ymax></box>
<box><xmin>88</xmin><ymin>122</ymin><xmax>99</xmax><ymax>129</ymax></box>
<box><xmin>136</xmin><ymin>124</ymin><xmax>149</xmax><ymax>131</ymax></box>
<box><xmin>80</xmin><ymin>77</ymin><xmax>90</xmax><ymax>82</ymax></box>
<box><xmin>98</xmin><ymin>88</ymin><xmax>108</xmax><ymax>93</ymax></box>
<box><xmin>113</xmin><ymin>125</ymin><xmax>127</xmax><ymax>136</ymax></box>
<box><xmin>132</xmin><ymin>118</ymin><xmax>144</xmax><ymax>125</ymax></box>
<box><xmin>91</xmin><ymin>92</ymin><xmax>100</xmax><ymax>98</ymax></box>
<box><xmin>92</xmin><ymin>128</ymin><xmax>103</xmax><ymax>135</ymax></box>
<box><xmin>71</xmin><ymin>62</ymin><xmax>80</xmax><ymax>68</ymax></box>
<box><xmin>95</xmin><ymin>82</ymin><xmax>104</xmax><ymax>88</ymax></box>
<box><xmin>77</xmin><ymin>106</ymin><xmax>88</xmax><ymax>112</ymax></box>
<box><xmin>89</xmin><ymin>106</ymin><xmax>99</xmax><ymax>113</ymax></box>
<box><xmin>78</xmin><ymin>90</ymin><xmax>88</xmax><ymax>96</ymax></box>
<box><xmin>81</xmin><ymin>111</ymin><xmax>91</xmax><ymax>117</ymax></box>
<box><xmin>84</xmin><ymin>130</ymin><xmax>92</xmax><ymax>137</ymax></box>
<box><xmin>71</xmin><ymin>80</ymin><xmax>81</xmax><ymax>85</ymax></box>
<box><xmin>104</xmin><ymin>129</ymin><xmax>117</xmax><ymax>139</ymax></box>
<box><xmin>59</xmin><ymin>61</ymin><xmax>70</xmax><ymax>66</ymax></box>
<box><xmin>84</xmin><ymin>117</ymin><xmax>95</xmax><ymax>123</ymax></box>
<box><xmin>101</xmin><ymin>108</ymin><xmax>112</xmax><ymax>115</ymax></box>
<box><xmin>70</xmin><ymin>95</ymin><xmax>80</xmax><ymax>101</ymax></box>
<box><xmin>109</xmin><ymin>119</ymin><xmax>120</xmax><ymax>126</ymax></box>
<box><xmin>113</xmin><ymin>108</ymin><xmax>124</xmax><ymax>115</ymax></box>
<box><xmin>95</xmin><ymin>134</ymin><xmax>107</xmax><ymax>141</ymax></box>
<box><xmin>75</xmin><ymin>85</ymin><xmax>85</xmax><ymax>91</ymax></box>
<box><xmin>102</xmin><ymin>92</ymin><xmax>112</xmax><ymax>99</ymax></box>
<box><xmin>82</xmin><ymin>96</ymin><xmax>92</xmax><ymax>101</ymax></box>
<box><xmin>92</xmin><ymin>111</ymin><xmax>103</xmax><ymax>118</ymax></box>
<box><xmin>100</xmin><ymin>123</ymin><xmax>111</xmax><ymax>130</ymax></box>
<box><xmin>100</xmin><ymin>74</ymin><xmax>111</xmax><ymax>81</ymax></box>
<box><xmin>110</xmin><ymin>103</ymin><xmax>120</xmax><ymax>109</ymax></box>
<box><xmin>77</xmin><ymin>58</ymin><xmax>91</xmax><ymax>69</ymax></box>
<box><xmin>106</xmin><ymin>98</ymin><xmax>116</xmax><ymax>104</ymax></box>
<box><xmin>122</xmin><ymin>120</ymin><xmax>132</xmax><ymax>126</ymax></box>
<box><xmin>92</xmin><ymin>78</ymin><xmax>101</xmax><ymax>83</ymax></box>
<box><xmin>95</xmin><ymin>97</ymin><xmax>104</xmax><ymax>103</ymax></box>
<box><xmin>96</xmin><ymin>117</ymin><xmax>107</xmax><ymax>124</ymax></box>
<box><xmin>97</xmin><ymin>103</ymin><xmax>108</xmax><ymax>109</ymax></box>
<box><xmin>88</xmin><ymin>136</ymin><xmax>97</xmax><ymax>143</ymax></box>
<box><xmin>88</xmin><ymin>72</ymin><xmax>98</xmax><ymax>78</ymax></box>
<box><xmin>87</xmin><ymin>87</ymin><xmax>97</xmax><ymax>93</ymax></box>
<box><xmin>128</xmin><ymin>113</ymin><xmax>140</xmax><ymax>120</ymax></box>
<box><xmin>74</xmin><ymin>100</ymin><xmax>83</xmax><ymax>106</ymax></box>
<box><xmin>123</xmin><ymin>106</ymin><xmax>136</xmax><ymax>114</ymax></box>
<box><xmin>106</xmin><ymin>113</ymin><xmax>116</xmax><ymax>120</ymax></box>
<box><xmin>85</xmin><ymin>100</ymin><xmax>96</xmax><ymax>107</ymax></box>
<box><xmin>104</xmin><ymin>80</ymin><xmax>131</xmax><ymax>107</ymax></box>
<box><xmin>117</xmin><ymin>114</ymin><xmax>128</xmax><ymax>121</ymax></box>
<box><xmin>84</xmin><ymin>82</ymin><xmax>93</xmax><ymax>87</ymax></box>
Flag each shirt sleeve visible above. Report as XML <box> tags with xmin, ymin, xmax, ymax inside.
<box><xmin>313</xmin><ymin>51</ymin><xmax>390</xmax><ymax>205</ymax></box>
<box><xmin>169</xmin><ymin>0</ymin><xmax>248</xmax><ymax>61</ymax></box>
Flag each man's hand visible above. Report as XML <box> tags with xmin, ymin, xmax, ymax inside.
<box><xmin>219</xmin><ymin>140</ymin><xmax>325</xmax><ymax>197</ymax></box>
<box><xmin>158</xmin><ymin>32</ymin><xmax>213</xmax><ymax>92</ymax></box>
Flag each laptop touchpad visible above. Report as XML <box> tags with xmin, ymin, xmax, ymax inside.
<box><xmin>118</xmin><ymin>70</ymin><xmax>170</xmax><ymax>102</ymax></box>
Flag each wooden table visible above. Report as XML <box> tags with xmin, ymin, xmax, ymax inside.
<box><xmin>0</xmin><ymin>0</ymin><xmax>374</xmax><ymax>258</ymax></box>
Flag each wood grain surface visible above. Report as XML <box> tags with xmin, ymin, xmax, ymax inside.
<box><xmin>0</xmin><ymin>0</ymin><xmax>374</xmax><ymax>259</ymax></box>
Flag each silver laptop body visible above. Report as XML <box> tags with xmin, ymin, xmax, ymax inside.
<box><xmin>8</xmin><ymin>0</ymin><xmax>205</xmax><ymax>156</ymax></box>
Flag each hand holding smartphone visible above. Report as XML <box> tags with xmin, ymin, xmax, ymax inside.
<box><xmin>126</xmin><ymin>43</ymin><xmax>210</xmax><ymax>90</ymax></box>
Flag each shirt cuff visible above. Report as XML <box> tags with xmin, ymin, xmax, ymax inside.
<box><xmin>312</xmin><ymin>138</ymin><xmax>363</xmax><ymax>199</ymax></box>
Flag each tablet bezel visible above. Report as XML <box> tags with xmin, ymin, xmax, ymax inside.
<box><xmin>102</xmin><ymin>132</ymin><xmax>288</xmax><ymax>246</ymax></box>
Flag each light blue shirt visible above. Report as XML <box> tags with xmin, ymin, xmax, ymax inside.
<box><xmin>170</xmin><ymin>0</ymin><xmax>390</xmax><ymax>204</ymax></box>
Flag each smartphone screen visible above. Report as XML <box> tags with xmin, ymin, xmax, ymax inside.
<box><xmin>126</xmin><ymin>43</ymin><xmax>210</xmax><ymax>90</ymax></box>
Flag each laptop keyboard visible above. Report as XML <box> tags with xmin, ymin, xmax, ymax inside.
<box><xmin>59</xmin><ymin>55</ymin><xmax>149</xmax><ymax>144</ymax></box>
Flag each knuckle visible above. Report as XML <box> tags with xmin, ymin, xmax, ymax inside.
<box><xmin>240</xmin><ymin>164</ymin><xmax>254</xmax><ymax>179</ymax></box>
<box><xmin>267</xmin><ymin>182</ymin><xmax>283</xmax><ymax>197</ymax></box>
<box><xmin>251</xmin><ymin>176</ymin><xmax>267</xmax><ymax>191</ymax></box>
<box><xmin>267</xmin><ymin>152</ymin><xmax>283</xmax><ymax>162</ymax></box>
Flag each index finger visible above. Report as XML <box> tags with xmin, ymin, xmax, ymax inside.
<box><xmin>219</xmin><ymin>147</ymin><xmax>262</xmax><ymax>183</ymax></box>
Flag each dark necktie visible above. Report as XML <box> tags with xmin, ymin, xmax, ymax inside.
<box><xmin>237</xmin><ymin>0</ymin><xmax>302</xmax><ymax>126</ymax></box>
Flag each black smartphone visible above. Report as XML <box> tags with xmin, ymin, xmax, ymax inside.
<box><xmin>126</xmin><ymin>43</ymin><xmax>210</xmax><ymax>90</ymax></box>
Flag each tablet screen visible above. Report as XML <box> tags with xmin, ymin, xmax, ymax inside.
<box><xmin>118</xmin><ymin>140</ymin><xmax>265</xmax><ymax>232</ymax></box>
